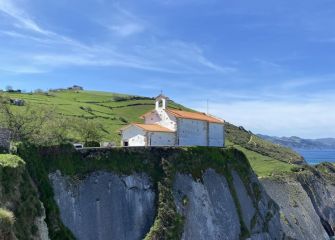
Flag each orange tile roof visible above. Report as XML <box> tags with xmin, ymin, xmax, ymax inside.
<box><xmin>166</xmin><ymin>109</ymin><xmax>224</xmax><ymax>123</ymax></box>
<box><xmin>132</xmin><ymin>123</ymin><xmax>174</xmax><ymax>132</ymax></box>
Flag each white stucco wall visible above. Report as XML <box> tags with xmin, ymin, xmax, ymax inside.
<box><xmin>144</xmin><ymin>110</ymin><xmax>177</xmax><ymax>131</ymax></box>
<box><xmin>177</xmin><ymin>119</ymin><xmax>207</xmax><ymax>146</ymax></box>
<box><xmin>121</xmin><ymin>126</ymin><xmax>146</xmax><ymax>146</ymax></box>
<box><xmin>144</xmin><ymin>111</ymin><xmax>161</xmax><ymax>125</ymax></box>
<box><xmin>148</xmin><ymin>132</ymin><xmax>176</xmax><ymax>146</ymax></box>
<box><xmin>209</xmin><ymin>123</ymin><xmax>225</xmax><ymax>147</ymax></box>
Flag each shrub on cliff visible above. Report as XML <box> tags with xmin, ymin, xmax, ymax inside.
<box><xmin>0</xmin><ymin>208</ymin><xmax>15</xmax><ymax>239</ymax></box>
<box><xmin>0</xmin><ymin>208</ymin><xmax>15</xmax><ymax>227</ymax></box>
<box><xmin>0</xmin><ymin>154</ymin><xmax>25</xmax><ymax>168</ymax></box>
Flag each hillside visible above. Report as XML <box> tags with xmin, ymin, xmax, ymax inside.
<box><xmin>225</xmin><ymin>123</ymin><xmax>304</xmax><ymax>165</ymax></box>
<box><xmin>258</xmin><ymin>134</ymin><xmax>335</xmax><ymax>150</ymax></box>
<box><xmin>2</xmin><ymin>90</ymin><xmax>303</xmax><ymax>176</ymax></box>
<box><xmin>3</xmin><ymin>90</ymin><xmax>188</xmax><ymax>144</ymax></box>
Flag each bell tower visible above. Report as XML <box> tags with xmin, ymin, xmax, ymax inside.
<box><xmin>155</xmin><ymin>93</ymin><xmax>168</xmax><ymax>110</ymax></box>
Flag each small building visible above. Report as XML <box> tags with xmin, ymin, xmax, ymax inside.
<box><xmin>120</xmin><ymin>94</ymin><xmax>225</xmax><ymax>147</ymax></box>
<box><xmin>68</xmin><ymin>85</ymin><xmax>84</xmax><ymax>91</ymax></box>
<box><xmin>9</xmin><ymin>98</ymin><xmax>25</xmax><ymax>106</ymax></box>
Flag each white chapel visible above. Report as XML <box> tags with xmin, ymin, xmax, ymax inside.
<box><xmin>120</xmin><ymin>94</ymin><xmax>225</xmax><ymax>147</ymax></box>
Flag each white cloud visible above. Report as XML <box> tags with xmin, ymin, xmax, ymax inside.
<box><xmin>102</xmin><ymin>3</ymin><xmax>146</xmax><ymax>37</ymax></box>
<box><xmin>0</xmin><ymin>65</ymin><xmax>46</xmax><ymax>74</ymax></box>
<box><xmin>109</xmin><ymin>22</ymin><xmax>144</xmax><ymax>36</ymax></box>
<box><xmin>192</xmin><ymin>97</ymin><xmax>335</xmax><ymax>138</ymax></box>
<box><xmin>0</xmin><ymin>0</ymin><xmax>50</xmax><ymax>34</ymax></box>
<box><xmin>0</xmin><ymin>1</ymin><xmax>231</xmax><ymax>75</ymax></box>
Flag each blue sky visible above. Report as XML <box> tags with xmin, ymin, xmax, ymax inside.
<box><xmin>0</xmin><ymin>0</ymin><xmax>335</xmax><ymax>138</ymax></box>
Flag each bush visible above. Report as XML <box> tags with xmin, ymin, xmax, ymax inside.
<box><xmin>119</xmin><ymin>117</ymin><xmax>129</xmax><ymax>124</ymax></box>
<box><xmin>0</xmin><ymin>154</ymin><xmax>25</xmax><ymax>168</ymax></box>
<box><xmin>0</xmin><ymin>208</ymin><xmax>15</xmax><ymax>228</ymax></box>
<box><xmin>291</xmin><ymin>166</ymin><xmax>305</xmax><ymax>172</ymax></box>
<box><xmin>113</xmin><ymin>95</ymin><xmax>152</xmax><ymax>102</ymax></box>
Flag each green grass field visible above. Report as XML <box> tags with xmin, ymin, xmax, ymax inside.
<box><xmin>225</xmin><ymin>140</ymin><xmax>295</xmax><ymax>177</ymax></box>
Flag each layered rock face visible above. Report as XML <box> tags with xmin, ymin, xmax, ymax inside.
<box><xmin>49</xmin><ymin>171</ymin><xmax>155</xmax><ymax>240</ymax></box>
<box><xmin>297</xmin><ymin>167</ymin><xmax>335</xmax><ymax>238</ymax></box>
<box><xmin>261</xmin><ymin>178</ymin><xmax>329</xmax><ymax>240</ymax></box>
<box><xmin>174</xmin><ymin>170</ymin><xmax>241</xmax><ymax>240</ymax></box>
<box><xmin>260</xmin><ymin>163</ymin><xmax>335</xmax><ymax>240</ymax></box>
<box><xmin>46</xmin><ymin>168</ymin><xmax>335</xmax><ymax>240</ymax></box>
<box><xmin>173</xmin><ymin>169</ymin><xmax>282</xmax><ymax>240</ymax></box>
<box><xmin>24</xmin><ymin>146</ymin><xmax>335</xmax><ymax>240</ymax></box>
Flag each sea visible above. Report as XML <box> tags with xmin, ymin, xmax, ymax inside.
<box><xmin>295</xmin><ymin>149</ymin><xmax>335</xmax><ymax>165</ymax></box>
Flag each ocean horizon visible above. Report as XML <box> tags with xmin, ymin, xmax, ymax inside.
<box><xmin>295</xmin><ymin>149</ymin><xmax>335</xmax><ymax>165</ymax></box>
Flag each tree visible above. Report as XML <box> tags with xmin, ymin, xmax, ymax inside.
<box><xmin>5</xmin><ymin>86</ymin><xmax>13</xmax><ymax>92</ymax></box>
<box><xmin>0</xmin><ymin>95</ymin><xmax>70</xmax><ymax>145</ymax></box>
<box><xmin>72</xmin><ymin>119</ymin><xmax>103</xmax><ymax>145</ymax></box>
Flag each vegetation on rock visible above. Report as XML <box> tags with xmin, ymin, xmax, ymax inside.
<box><xmin>0</xmin><ymin>154</ymin><xmax>43</xmax><ymax>239</ymax></box>
<box><xmin>0</xmin><ymin>208</ymin><xmax>15</xmax><ymax>239</ymax></box>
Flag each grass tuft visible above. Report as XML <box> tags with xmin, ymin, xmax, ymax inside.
<box><xmin>0</xmin><ymin>154</ymin><xmax>25</xmax><ymax>168</ymax></box>
<box><xmin>0</xmin><ymin>208</ymin><xmax>15</xmax><ymax>226</ymax></box>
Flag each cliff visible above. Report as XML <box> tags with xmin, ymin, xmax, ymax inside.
<box><xmin>49</xmin><ymin>171</ymin><xmax>155</xmax><ymax>240</ymax></box>
<box><xmin>0</xmin><ymin>154</ymin><xmax>49</xmax><ymax>240</ymax></box>
<box><xmin>15</xmin><ymin>146</ymin><xmax>280</xmax><ymax>239</ymax></box>
<box><xmin>0</xmin><ymin>145</ymin><xmax>330</xmax><ymax>240</ymax></box>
